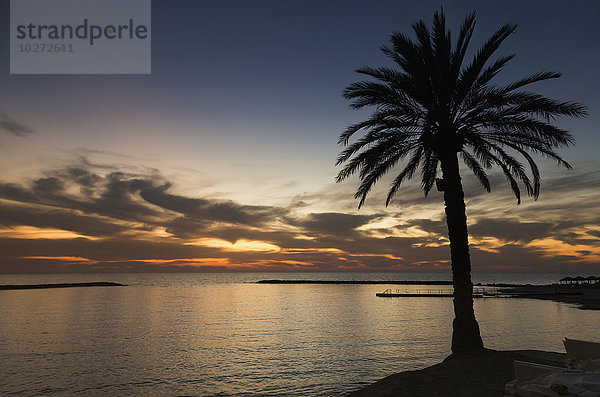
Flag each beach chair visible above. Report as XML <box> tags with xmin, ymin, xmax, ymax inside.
<box><xmin>505</xmin><ymin>338</ymin><xmax>600</xmax><ymax>396</ymax></box>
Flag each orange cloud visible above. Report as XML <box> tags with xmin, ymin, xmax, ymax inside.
<box><xmin>1</xmin><ymin>226</ymin><xmax>100</xmax><ymax>240</ymax></box>
<box><xmin>185</xmin><ymin>238</ymin><xmax>280</xmax><ymax>253</ymax></box>
<box><xmin>244</xmin><ymin>259</ymin><xmax>318</xmax><ymax>269</ymax></box>
<box><xmin>22</xmin><ymin>256</ymin><xmax>98</xmax><ymax>264</ymax></box>
<box><xmin>469</xmin><ymin>236</ymin><xmax>507</xmax><ymax>253</ymax></box>
<box><xmin>526</xmin><ymin>238</ymin><xmax>600</xmax><ymax>263</ymax></box>
<box><xmin>281</xmin><ymin>247</ymin><xmax>344</xmax><ymax>254</ymax></box>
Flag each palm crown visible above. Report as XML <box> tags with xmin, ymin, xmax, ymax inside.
<box><xmin>336</xmin><ymin>10</ymin><xmax>587</xmax><ymax>207</ymax></box>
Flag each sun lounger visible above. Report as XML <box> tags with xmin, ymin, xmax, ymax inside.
<box><xmin>505</xmin><ymin>339</ymin><xmax>600</xmax><ymax>396</ymax></box>
<box><xmin>506</xmin><ymin>372</ymin><xmax>600</xmax><ymax>396</ymax></box>
<box><xmin>513</xmin><ymin>360</ymin><xmax>574</xmax><ymax>382</ymax></box>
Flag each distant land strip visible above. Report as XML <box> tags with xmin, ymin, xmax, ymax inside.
<box><xmin>257</xmin><ymin>280</ymin><xmax>453</xmax><ymax>285</ymax></box>
<box><xmin>0</xmin><ymin>282</ymin><xmax>126</xmax><ymax>290</ymax></box>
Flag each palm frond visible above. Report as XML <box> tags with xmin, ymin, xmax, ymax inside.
<box><xmin>461</xmin><ymin>150</ymin><xmax>491</xmax><ymax>193</ymax></box>
<box><xmin>421</xmin><ymin>148</ymin><xmax>439</xmax><ymax>196</ymax></box>
<box><xmin>355</xmin><ymin>146</ymin><xmax>410</xmax><ymax>208</ymax></box>
<box><xmin>501</xmin><ymin>71</ymin><xmax>562</xmax><ymax>93</ymax></box>
<box><xmin>385</xmin><ymin>147</ymin><xmax>424</xmax><ymax>206</ymax></box>
<box><xmin>450</xmin><ymin>11</ymin><xmax>476</xmax><ymax>80</ymax></box>
<box><xmin>455</xmin><ymin>23</ymin><xmax>517</xmax><ymax>103</ymax></box>
<box><xmin>338</xmin><ymin>108</ymin><xmax>422</xmax><ymax>146</ymax></box>
<box><xmin>337</xmin><ymin>11</ymin><xmax>586</xmax><ymax>209</ymax></box>
<box><xmin>336</xmin><ymin>133</ymin><xmax>418</xmax><ymax>183</ymax></box>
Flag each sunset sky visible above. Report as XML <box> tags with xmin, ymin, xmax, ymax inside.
<box><xmin>0</xmin><ymin>0</ymin><xmax>598</xmax><ymax>273</ymax></box>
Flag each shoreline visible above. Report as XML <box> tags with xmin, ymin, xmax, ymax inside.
<box><xmin>257</xmin><ymin>280</ymin><xmax>600</xmax><ymax>310</ymax></box>
<box><xmin>0</xmin><ymin>282</ymin><xmax>126</xmax><ymax>290</ymax></box>
<box><xmin>348</xmin><ymin>349</ymin><xmax>566</xmax><ymax>397</ymax></box>
<box><xmin>497</xmin><ymin>284</ymin><xmax>600</xmax><ymax>310</ymax></box>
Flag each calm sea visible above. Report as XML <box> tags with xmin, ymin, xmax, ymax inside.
<box><xmin>1</xmin><ymin>272</ymin><xmax>598</xmax><ymax>396</ymax></box>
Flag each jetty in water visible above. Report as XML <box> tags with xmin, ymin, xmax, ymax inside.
<box><xmin>376</xmin><ymin>288</ymin><xmax>486</xmax><ymax>298</ymax></box>
<box><xmin>0</xmin><ymin>282</ymin><xmax>126</xmax><ymax>290</ymax></box>
<box><xmin>257</xmin><ymin>280</ymin><xmax>453</xmax><ymax>285</ymax></box>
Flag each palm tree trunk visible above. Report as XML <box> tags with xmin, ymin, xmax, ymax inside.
<box><xmin>440</xmin><ymin>151</ymin><xmax>484</xmax><ymax>355</ymax></box>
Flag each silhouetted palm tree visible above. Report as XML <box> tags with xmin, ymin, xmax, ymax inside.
<box><xmin>336</xmin><ymin>10</ymin><xmax>587</xmax><ymax>354</ymax></box>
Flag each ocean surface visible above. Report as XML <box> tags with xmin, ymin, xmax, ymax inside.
<box><xmin>1</xmin><ymin>272</ymin><xmax>599</xmax><ymax>396</ymax></box>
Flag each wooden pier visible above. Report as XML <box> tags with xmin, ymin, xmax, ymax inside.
<box><xmin>376</xmin><ymin>288</ymin><xmax>485</xmax><ymax>298</ymax></box>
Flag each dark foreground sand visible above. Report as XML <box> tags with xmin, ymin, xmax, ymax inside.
<box><xmin>348</xmin><ymin>349</ymin><xmax>566</xmax><ymax>397</ymax></box>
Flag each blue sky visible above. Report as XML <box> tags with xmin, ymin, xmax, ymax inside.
<box><xmin>0</xmin><ymin>0</ymin><xmax>599</xmax><ymax>273</ymax></box>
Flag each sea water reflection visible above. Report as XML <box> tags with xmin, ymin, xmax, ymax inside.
<box><xmin>0</xmin><ymin>273</ymin><xmax>599</xmax><ymax>395</ymax></box>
